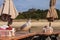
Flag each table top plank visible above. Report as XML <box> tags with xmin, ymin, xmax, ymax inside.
<box><xmin>0</xmin><ymin>31</ymin><xmax>60</xmax><ymax>40</ymax></box>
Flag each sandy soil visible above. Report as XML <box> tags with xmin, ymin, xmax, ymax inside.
<box><xmin>0</xmin><ymin>21</ymin><xmax>60</xmax><ymax>32</ymax></box>
<box><xmin>0</xmin><ymin>21</ymin><xmax>60</xmax><ymax>27</ymax></box>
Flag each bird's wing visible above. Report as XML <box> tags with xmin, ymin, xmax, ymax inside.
<box><xmin>20</xmin><ymin>23</ymin><xmax>27</xmax><ymax>30</ymax></box>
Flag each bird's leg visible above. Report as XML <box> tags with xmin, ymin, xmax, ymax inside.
<box><xmin>49</xmin><ymin>22</ymin><xmax>51</xmax><ymax>27</ymax></box>
<box><xmin>29</xmin><ymin>28</ymin><xmax>31</xmax><ymax>33</ymax></box>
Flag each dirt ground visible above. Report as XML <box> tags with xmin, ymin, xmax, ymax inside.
<box><xmin>0</xmin><ymin>21</ymin><xmax>60</xmax><ymax>32</ymax></box>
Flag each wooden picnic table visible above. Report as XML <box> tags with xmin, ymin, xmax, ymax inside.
<box><xmin>0</xmin><ymin>31</ymin><xmax>60</xmax><ymax>40</ymax></box>
<box><xmin>0</xmin><ymin>32</ymin><xmax>37</xmax><ymax>40</ymax></box>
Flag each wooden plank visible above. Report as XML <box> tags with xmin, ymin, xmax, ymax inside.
<box><xmin>0</xmin><ymin>32</ymin><xmax>37</xmax><ymax>40</ymax></box>
<box><xmin>0</xmin><ymin>32</ymin><xmax>60</xmax><ymax>40</ymax></box>
<box><xmin>38</xmin><ymin>31</ymin><xmax>60</xmax><ymax>36</ymax></box>
<box><xmin>12</xmin><ymin>32</ymin><xmax>37</xmax><ymax>40</ymax></box>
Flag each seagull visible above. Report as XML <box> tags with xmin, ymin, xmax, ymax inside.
<box><xmin>20</xmin><ymin>19</ymin><xmax>31</xmax><ymax>33</ymax></box>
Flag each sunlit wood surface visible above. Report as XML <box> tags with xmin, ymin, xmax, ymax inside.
<box><xmin>0</xmin><ymin>31</ymin><xmax>60</xmax><ymax>40</ymax></box>
<box><xmin>0</xmin><ymin>32</ymin><xmax>37</xmax><ymax>40</ymax></box>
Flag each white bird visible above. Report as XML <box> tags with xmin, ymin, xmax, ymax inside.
<box><xmin>20</xmin><ymin>19</ymin><xmax>31</xmax><ymax>32</ymax></box>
